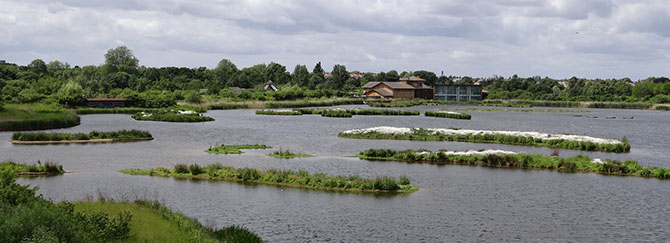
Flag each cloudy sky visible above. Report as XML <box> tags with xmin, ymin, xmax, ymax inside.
<box><xmin>1</xmin><ymin>0</ymin><xmax>668</xmax><ymax>79</ymax></box>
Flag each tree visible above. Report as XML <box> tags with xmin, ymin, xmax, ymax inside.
<box><xmin>413</xmin><ymin>70</ymin><xmax>438</xmax><ymax>86</ymax></box>
<box><xmin>292</xmin><ymin>65</ymin><xmax>309</xmax><ymax>86</ymax></box>
<box><xmin>214</xmin><ymin>59</ymin><xmax>238</xmax><ymax>87</ymax></box>
<box><xmin>265</xmin><ymin>62</ymin><xmax>290</xmax><ymax>84</ymax></box>
<box><xmin>56</xmin><ymin>80</ymin><xmax>86</xmax><ymax>106</ymax></box>
<box><xmin>27</xmin><ymin>59</ymin><xmax>47</xmax><ymax>75</ymax></box>
<box><xmin>329</xmin><ymin>64</ymin><xmax>348</xmax><ymax>89</ymax></box>
<box><xmin>385</xmin><ymin>70</ymin><xmax>399</xmax><ymax>81</ymax></box>
<box><xmin>312</xmin><ymin>62</ymin><xmax>324</xmax><ymax>78</ymax></box>
<box><xmin>103</xmin><ymin>46</ymin><xmax>139</xmax><ymax>74</ymax></box>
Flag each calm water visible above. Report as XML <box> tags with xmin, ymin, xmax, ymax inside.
<box><xmin>2</xmin><ymin>105</ymin><xmax>670</xmax><ymax>242</ymax></box>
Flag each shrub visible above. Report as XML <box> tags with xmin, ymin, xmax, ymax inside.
<box><xmin>213</xmin><ymin>225</ymin><xmax>264</xmax><ymax>243</ymax></box>
<box><xmin>174</xmin><ymin>164</ymin><xmax>189</xmax><ymax>174</ymax></box>
<box><xmin>189</xmin><ymin>164</ymin><xmax>204</xmax><ymax>175</ymax></box>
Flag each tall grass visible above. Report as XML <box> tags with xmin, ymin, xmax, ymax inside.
<box><xmin>0</xmin><ymin>103</ymin><xmax>80</xmax><ymax>131</ymax></box>
<box><xmin>655</xmin><ymin>105</ymin><xmax>670</xmax><ymax>111</ymax></box>
<box><xmin>120</xmin><ymin>164</ymin><xmax>418</xmax><ymax>192</ymax></box>
<box><xmin>358</xmin><ymin>149</ymin><xmax>670</xmax><ymax>180</ymax></box>
<box><xmin>587</xmin><ymin>102</ymin><xmax>652</xmax><ymax>109</ymax></box>
<box><xmin>132</xmin><ymin>111</ymin><xmax>214</xmax><ymax>122</ymax></box>
<box><xmin>12</xmin><ymin>129</ymin><xmax>152</xmax><ymax>141</ymax></box>
<box><xmin>0</xmin><ymin>161</ymin><xmax>64</xmax><ymax>175</ymax></box>
<box><xmin>425</xmin><ymin>111</ymin><xmax>471</xmax><ymax>119</ymax></box>
<box><xmin>75</xmin><ymin>107</ymin><xmax>161</xmax><ymax>114</ymax></box>
<box><xmin>294</xmin><ymin>108</ymin><xmax>419</xmax><ymax>117</ymax></box>
<box><xmin>268</xmin><ymin>148</ymin><xmax>313</xmax><ymax>158</ymax></box>
<box><xmin>205</xmin><ymin>144</ymin><xmax>271</xmax><ymax>154</ymax></box>
<box><xmin>265</xmin><ymin>99</ymin><xmax>363</xmax><ymax>108</ymax></box>
<box><xmin>255</xmin><ymin>110</ymin><xmax>302</xmax><ymax>115</ymax></box>
<box><xmin>207</xmin><ymin>103</ymin><xmax>250</xmax><ymax>110</ymax></box>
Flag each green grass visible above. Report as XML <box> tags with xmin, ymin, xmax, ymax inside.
<box><xmin>75</xmin><ymin>107</ymin><xmax>161</xmax><ymax>114</ymax></box>
<box><xmin>265</xmin><ymin>98</ymin><xmax>364</xmax><ymax>108</ymax></box>
<box><xmin>12</xmin><ymin>129</ymin><xmax>152</xmax><ymax>142</ymax></box>
<box><xmin>425</xmin><ymin>111</ymin><xmax>472</xmax><ymax>119</ymax></box>
<box><xmin>656</xmin><ymin>105</ymin><xmax>670</xmax><ymax>111</ymax></box>
<box><xmin>367</xmin><ymin>99</ymin><xmax>423</xmax><ymax>107</ymax></box>
<box><xmin>0</xmin><ymin>103</ymin><xmax>80</xmax><ymax>131</ymax></box>
<box><xmin>267</xmin><ymin>149</ymin><xmax>314</xmax><ymax>158</ymax></box>
<box><xmin>132</xmin><ymin>110</ymin><xmax>214</xmax><ymax>122</ymax></box>
<box><xmin>357</xmin><ymin>149</ymin><xmax>670</xmax><ymax>180</ymax></box>
<box><xmin>120</xmin><ymin>164</ymin><xmax>417</xmax><ymax>193</ymax></box>
<box><xmin>338</xmin><ymin>128</ymin><xmax>631</xmax><ymax>153</ymax></box>
<box><xmin>462</xmin><ymin>108</ymin><xmax>590</xmax><ymax>113</ymax></box>
<box><xmin>207</xmin><ymin>103</ymin><xmax>250</xmax><ymax>110</ymax></box>
<box><xmin>75</xmin><ymin>200</ymin><xmax>263</xmax><ymax>243</ymax></box>
<box><xmin>294</xmin><ymin>108</ymin><xmax>419</xmax><ymax>117</ymax></box>
<box><xmin>0</xmin><ymin>161</ymin><xmax>64</xmax><ymax>175</ymax></box>
<box><xmin>205</xmin><ymin>144</ymin><xmax>271</xmax><ymax>154</ymax></box>
<box><xmin>255</xmin><ymin>110</ymin><xmax>303</xmax><ymax>115</ymax></box>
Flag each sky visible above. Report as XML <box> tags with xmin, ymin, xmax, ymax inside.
<box><xmin>1</xmin><ymin>0</ymin><xmax>669</xmax><ymax>80</ymax></box>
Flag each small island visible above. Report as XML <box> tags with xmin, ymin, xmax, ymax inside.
<box><xmin>121</xmin><ymin>163</ymin><xmax>417</xmax><ymax>193</ymax></box>
<box><xmin>425</xmin><ymin>111</ymin><xmax>472</xmax><ymax>119</ymax></box>
<box><xmin>11</xmin><ymin>129</ymin><xmax>153</xmax><ymax>144</ymax></box>
<box><xmin>132</xmin><ymin>110</ymin><xmax>214</xmax><ymax>122</ymax></box>
<box><xmin>0</xmin><ymin>161</ymin><xmax>65</xmax><ymax>176</ymax></box>
<box><xmin>267</xmin><ymin>149</ymin><xmax>314</xmax><ymax>159</ymax></box>
<box><xmin>255</xmin><ymin>110</ymin><xmax>303</xmax><ymax>115</ymax></box>
<box><xmin>205</xmin><ymin>144</ymin><xmax>271</xmax><ymax>154</ymax></box>
<box><xmin>294</xmin><ymin>108</ymin><xmax>420</xmax><ymax>118</ymax></box>
<box><xmin>357</xmin><ymin>149</ymin><xmax>670</xmax><ymax>180</ymax></box>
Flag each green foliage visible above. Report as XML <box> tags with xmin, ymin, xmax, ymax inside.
<box><xmin>268</xmin><ymin>149</ymin><xmax>313</xmax><ymax>158</ymax></box>
<box><xmin>205</xmin><ymin>144</ymin><xmax>271</xmax><ymax>154</ymax></box>
<box><xmin>75</xmin><ymin>107</ymin><xmax>161</xmax><ymax>114</ymax></box>
<box><xmin>0</xmin><ymin>161</ymin><xmax>64</xmax><ymax>175</ymax></box>
<box><xmin>207</xmin><ymin>103</ymin><xmax>249</xmax><ymax>110</ymax></box>
<box><xmin>121</xmin><ymin>164</ymin><xmax>416</xmax><ymax>193</ymax></box>
<box><xmin>0</xmin><ymin>103</ymin><xmax>80</xmax><ymax>131</ymax></box>
<box><xmin>12</xmin><ymin>129</ymin><xmax>152</xmax><ymax>142</ymax></box>
<box><xmin>213</xmin><ymin>225</ymin><xmax>265</xmax><ymax>243</ymax></box>
<box><xmin>265</xmin><ymin>98</ymin><xmax>363</xmax><ymax>108</ymax></box>
<box><xmin>425</xmin><ymin>111</ymin><xmax>472</xmax><ymax>119</ymax></box>
<box><xmin>255</xmin><ymin>110</ymin><xmax>302</xmax><ymax>115</ymax></box>
<box><xmin>132</xmin><ymin>110</ymin><xmax>214</xmax><ymax>123</ymax></box>
<box><xmin>103</xmin><ymin>46</ymin><xmax>139</xmax><ymax>74</ymax></box>
<box><xmin>294</xmin><ymin>108</ymin><xmax>419</xmax><ymax>118</ymax></box>
<box><xmin>189</xmin><ymin>164</ymin><xmax>205</xmax><ymax>175</ymax></box>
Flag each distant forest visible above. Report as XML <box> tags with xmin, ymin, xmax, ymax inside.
<box><xmin>1</xmin><ymin>46</ymin><xmax>669</xmax><ymax>108</ymax></box>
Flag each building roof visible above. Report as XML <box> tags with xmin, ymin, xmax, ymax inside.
<box><xmin>87</xmin><ymin>98</ymin><xmax>127</xmax><ymax>101</ymax></box>
<box><xmin>365</xmin><ymin>88</ymin><xmax>393</xmax><ymax>97</ymax></box>
<box><xmin>384</xmin><ymin>82</ymin><xmax>415</xmax><ymax>89</ymax></box>
<box><xmin>399</xmin><ymin>76</ymin><xmax>426</xmax><ymax>81</ymax></box>
<box><xmin>362</xmin><ymin>82</ymin><xmax>381</xmax><ymax>89</ymax></box>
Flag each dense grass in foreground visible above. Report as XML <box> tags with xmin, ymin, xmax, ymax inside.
<box><xmin>205</xmin><ymin>144</ymin><xmax>271</xmax><ymax>154</ymax></box>
<box><xmin>268</xmin><ymin>149</ymin><xmax>314</xmax><ymax>158</ymax></box>
<box><xmin>463</xmin><ymin>108</ymin><xmax>589</xmax><ymax>113</ymax></box>
<box><xmin>425</xmin><ymin>111</ymin><xmax>471</xmax><ymax>119</ymax></box>
<box><xmin>265</xmin><ymin>98</ymin><xmax>363</xmax><ymax>108</ymax></box>
<box><xmin>339</xmin><ymin>128</ymin><xmax>630</xmax><ymax>153</ymax></box>
<box><xmin>0</xmin><ymin>161</ymin><xmax>64</xmax><ymax>175</ymax></box>
<box><xmin>0</xmin><ymin>103</ymin><xmax>80</xmax><ymax>131</ymax></box>
<box><xmin>255</xmin><ymin>110</ymin><xmax>302</xmax><ymax>115</ymax></box>
<box><xmin>358</xmin><ymin>149</ymin><xmax>670</xmax><ymax>179</ymax></box>
<box><xmin>0</xmin><ymin>171</ymin><xmax>132</xmax><ymax>242</ymax></box>
<box><xmin>75</xmin><ymin>200</ymin><xmax>263</xmax><ymax>243</ymax></box>
<box><xmin>132</xmin><ymin>110</ymin><xmax>214</xmax><ymax>122</ymax></box>
<box><xmin>120</xmin><ymin>163</ymin><xmax>417</xmax><ymax>193</ymax></box>
<box><xmin>12</xmin><ymin>129</ymin><xmax>152</xmax><ymax>142</ymax></box>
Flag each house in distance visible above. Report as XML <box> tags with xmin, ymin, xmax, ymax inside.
<box><xmin>362</xmin><ymin>76</ymin><xmax>434</xmax><ymax>99</ymax></box>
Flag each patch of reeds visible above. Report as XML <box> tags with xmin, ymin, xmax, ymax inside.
<box><xmin>338</xmin><ymin>128</ymin><xmax>630</xmax><ymax>153</ymax></box>
<box><xmin>0</xmin><ymin>161</ymin><xmax>64</xmax><ymax>175</ymax></box>
<box><xmin>255</xmin><ymin>110</ymin><xmax>302</xmax><ymax>116</ymax></box>
<box><xmin>358</xmin><ymin>149</ymin><xmax>670</xmax><ymax>180</ymax></box>
<box><xmin>265</xmin><ymin>99</ymin><xmax>363</xmax><ymax>108</ymax></box>
<box><xmin>0</xmin><ymin>104</ymin><xmax>80</xmax><ymax>131</ymax></box>
<box><xmin>463</xmin><ymin>108</ymin><xmax>589</xmax><ymax>113</ymax></box>
<box><xmin>267</xmin><ymin>148</ymin><xmax>313</xmax><ymax>158</ymax></box>
<box><xmin>205</xmin><ymin>144</ymin><xmax>271</xmax><ymax>154</ymax></box>
<box><xmin>132</xmin><ymin>110</ymin><xmax>214</xmax><ymax>122</ymax></box>
<box><xmin>207</xmin><ymin>103</ymin><xmax>250</xmax><ymax>110</ymax></box>
<box><xmin>425</xmin><ymin>111</ymin><xmax>471</xmax><ymax>119</ymax></box>
<box><xmin>120</xmin><ymin>164</ymin><xmax>417</xmax><ymax>193</ymax></box>
<box><xmin>12</xmin><ymin>129</ymin><xmax>152</xmax><ymax>142</ymax></box>
<box><xmin>294</xmin><ymin>108</ymin><xmax>419</xmax><ymax>117</ymax></box>
<box><xmin>212</xmin><ymin>225</ymin><xmax>264</xmax><ymax>243</ymax></box>
<box><xmin>587</xmin><ymin>102</ymin><xmax>652</xmax><ymax>109</ymax></box>
<box><xmin>367</xmin><ymin>99</ymin><xmax>422</xmax><ymax>107</ymax></box>
<box><xmin>75</xmin><ymin>107</ymin><xmax>161</xmax><ymax>114</ymax></box>
<box><xmin>655</xmin><ymin>105</ymin><xmax>670</xmax><ymax>111</ymax></box>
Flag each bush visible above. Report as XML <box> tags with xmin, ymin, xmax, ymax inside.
<box><xmin>213</xmin><ymin>225</ymin><xmax>264</xmax><ymax>243</ymax></box>
<box><xmin>174</xmin><ymin>164</ymin><xmax>189</xmax><ymax>174</ymax></box>
<box><xmin>189</xmin><ymin>164</ymin><xmax>204</xmax><ymax>175</ymax></box>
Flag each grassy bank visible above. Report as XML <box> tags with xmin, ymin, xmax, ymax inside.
<box><xmin>0</xmin><ymin>103</ymin><xmax>80</xmax><ymax>131</ymax></box>
<box><xmin>268</xmin><ymin>149</ymin><xmax>314</xmax><ymax>158</ymax></box>
<box><xmin>367</xmin><ymin>99</ymin><xmax>423</xmax><ymax>107</ymax></box>
<box><xmin>120</xmin><ymin>163</ymin><xmax>417</xmax><ymax>193</ymax></box>
<box><xmin>655</xmin><ymin>105</ymin><xmax>670</xmax><ymax>111</ymax></box>
<box><xmin>75</xmin><ymin>200</ymin><xmax>263</xmax><ymax>243</ymax></box>
<box><xmin>295</xmin><ymin>108</ymin><xmax>420</xmax><ymax>117</ymax></box>
<box><xmin>207</xmin><ymin>103</ymin><xmax>250</xmax><ymax>110</ymax></box>
<box><xmin>462</xmin><ymin>108</ymin><xmax>590</xmax><ymax>113</ymax></box>
<box><xmin>339</xmin><ymin>126</ymin><xmax>630</xmax><ymax>153</ymax></box>
<box><xmin>205</xmin><ymin>144</ymin><xmax>271</xmax><ymax>154</ymax></box>
<box><xmin>357</xmin><ymin>149</ymin><xmax>670</xmax><ymax>179</ymax></box>
<box><xmin>265</xmin><ymin>98</ymin><xmax>363</xmax><ymax>108</ymax></box>
<box><xmin>425</xmin><ymin>111</ymin><xmax>472</xmax><ymax>119</ymax></box>
<box><xmin>255</xmin><ymin>110</ymin><xmax>302</xmax><ymax>115</ymax></box>
<box><xmin>12</xmin><ymin>129</ymin><xmax>152</xmax><ymax>143</ymax></box>
<box><xmin>132</xmin><ymin>110</ymin><xmax>214</xmax><ymax>122</ymax></box>
<box><xmin>75</xmin><ymin>107</ymin><xmax>161</xmax><ymax>114</ymax></box>
<box><xmin>0</xmin><ymin>161</ymin><xmax>64</xmax><ymax>176</ymax></box>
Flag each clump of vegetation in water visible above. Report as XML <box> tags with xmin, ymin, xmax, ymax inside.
<box><xmin>294</xmin><ymin>108</ymin><xmax>419</xmax><ymax>117</ymax></box>
<box><xmin>462</xmin><ymin>108</ymin><xmax>589</xmax><ymax>113</ymax></box>
<box><xmin>12</xmin><ymin>129</ymin><xmax>152</xmax><ymax>142</ymax></box>
<box><xmin>587</xmin><ymin>102</ymin><xmax>652</xmax><ymax>109</ymax></box>
<box><xmin>268</xmin><ymin>148</ymin><xmax>313</xmax><ymax>158</ymax></box>
<box><xmin>656</xmin><ymin>105</ymin><xmax>670</xmax><ymax>111</ymax></box>
<box><xmin>75</xmin><ymin>107</ymin><xmax>161</xmax><ymax>114</ymax></box>
<box><xmin>120</xmin><ymin>164</ymin><xmax>417</xmax><ymax>193</ymax></box>
<box><xmin>255</xmin><ymin>110</ymin><xmax>302</xmax><ymax>116</ymax></box>
<box><xmin>205</xmin><ymin>144</ymin><xmax>271</xmax><ymax>154</ymax></box>
<box><xmin>339</xmin><ymin>126</ymin><xmax>631</xmax><ymax>153</ymax></box>
<box><xmin>367</xmin><ymin>99</ymin><xmax>423</xmax><ymax>107</ymax></box>
<box><xmin>207</xmin><ymin>103</ymin><xmax>250</xmax><ymax>110</ymax></box>
<box><xmin>132</xmin><ymin>110</ymin><xmax>214</xmax><ymax>122</ymax></box>
<box><xmin>358</xmin><ymin>148</ymin><xmax>670</xmax><ymax>180</ymax></box>
<box><xmin>265</xmin><ymin>99</ymin><xmax>363</xmax><ymax>108</ymax></box>
<box><xmin>0</xmin><ymin>161</ymin><xmax>64</xmax><ymax>176</ymax></box>
<box><xmin>0</xmin><ymin>103</ymin><xmax>80</xmax><ymax>131</ymax></box>
<box><xmin>213</xmin><ymin>225</ymin><xmax>264</xmax><ymax>243</ymax></box>
<box><xmin>425</xmin><ymin>111</ymin><xmax>471</xmax><ymax>119</ymax></box>
<box><xmin>0</xmin><ymin>171</ymin><xmax>132</xmax><ymax>242</ymax></box>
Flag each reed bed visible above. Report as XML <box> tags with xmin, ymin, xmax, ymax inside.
<box><xmin>462</xmin><ymin>108</ymin><xmax>589</xmax><ymax>113</ymax></box>
<box><xmin>367</xmin><ymin>99</ymin><xmax>423</xmax><ymax>107</ymax></box>
<box><xmin>265</xmin><ymin>99</ymin><xmax>363</xmax><ymax>108</ymax></box>
<box><xmin>587</xmin><ymin>102</ymin><xmax>652</xmax><ymax>109</ymax></box>
<box><xmin>12</xmin><ymin>129</ymin><xmax>152</xmax><ymax>142</ymax></box>
<box><xmin>132</xmin><ymin>110</ymin><xmax>214</xmax><ymax>122</ymax></box>
<box><xmin>358</xmin><ymin>149</ymin><xmax>670</xmax><ymax>179</ymax></box>
<box><xmin>75</xmin><ymin>107</ymin><xmax>161</xmax><ymax>114</ymax></box>
<box><xmin>207</xmin><ymin>103</ymin><xmax>250</xmax><ymax>110</ymax></box>
<box><xmin>655</xmin><ymin>105</ymin><xmax>670</xmax><ymax>111</ymax></box>
<box><xmin>120</xmin><ymin>163</ymin><xmax>417</xmax><ymax>193</ymax></box>
<box><xmin>205</xmin><ymin>144</ymin><xmax>271</xmax><ymax>154</ymax></box>
<box><xmin>425</xmin><ymin>111</ymin><xmax>471</xmax><ymax>119</ymax></box>
<box><xmin>0</xmin><ymin>161</ymin><xmax>64</xmax><ymax>175</ymax></box>
<box><xmin>339</xmin><ymin>126</ymin><xmax>630</xmax><ymax>153</ymax></box>
<box><xmin>0</xmin><ymin>104</ymin><xmax>80</xmax><ymax>131</ymax></box>
<box><xmin>294</xmin><ymin>108</ymin><xmax>419</xmax><ymax>117</ymax></box>
<box><xmin>267</xmin><ymin>149</ymin><xmax>313</xmax><ymax>158</ymax></box>
<box><xmin>255</xmin><ymin>110</ymin><xmax>303</xmax><ymax>116</ymax></box>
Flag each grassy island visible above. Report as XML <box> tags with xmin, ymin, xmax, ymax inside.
<box><xmin>0</xmin><ymin>161</ymin><xmax>64</xmax><ymax>176</ymax></box>
<box><xmin>11</xmin><ymin>129</ymin><xmax>153</xmax><ymax>144</ymax></box>
<box><xmin>0</xmin><ymin>103</ymin><xmax>80</xmax><ymax>131</ymax></box>
<box><xmin>120</xmin><ymin>163</ymin><xmax>417</xmax><ymax>193</ymax></box>
<box><xmin>462</xmin><ymin>108</ymin><xmax>590</xmax><ymax>113</ymax></box>
<box><xmin>255</xmin><ymin>110</ymin><xmax>302</xmax><ymax>115</ymax></box>
<box><xmin>205</xmin><ymin>144</ymin><xmax>271</xmax><ymax>154</ymax></box>
<box><xmin>132</xmin><ymin>110</ymin><xmax>214</xmax><ymax>122</ymax></box>
<box><xmin>75</xmin><ymin>107</ymin><xmax>161</xmax><ymax>115</ymax></box>
<box><xmin>339</xmin><ymin>126</ymin><xmax>630</xmax><ymax>153</ymax></box>
<box><xmin>358</xmin><ymin>149</ymin><xmax>670</xmax><ymax>180</ymax></box>
<box><xmin>294</xmin><ymin>108</ymin><xmax>419</xmax><ymax>117</ymax></box>
<box><xmin>425</xmin><ymin>111</ymin><xmax>471</xmax><ymax>119</ymax></box>
<box><xmin>267</xmin><ymin>149</ymin><xmax>314</xmax><ymax>159</ymax></box>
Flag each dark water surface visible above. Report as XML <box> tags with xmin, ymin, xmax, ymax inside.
<box><xmin>3</xmin><ymin>105</ymin><xmax>670</xmax><ymax>242</ymax></box>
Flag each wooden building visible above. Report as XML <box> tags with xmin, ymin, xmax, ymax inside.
<box><xmin>362</xmin><ymin>76</ymin><xmax>434</xmax><ymax>99</ymax></box>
